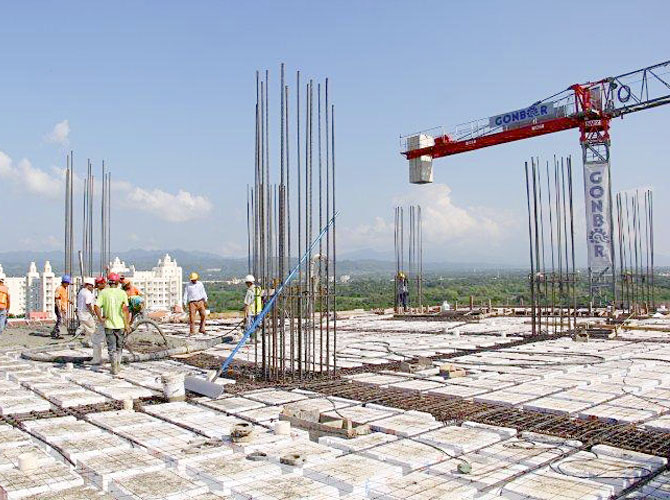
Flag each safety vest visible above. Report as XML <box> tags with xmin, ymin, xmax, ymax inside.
<box><xmin>251</xmin><ymin>285</ymin><xmax>262</xmax><ymax>315</ymax></box>
<box><xmin>0</xmin><ymin>285</ymin><xmax>8</xmax><ymax>310</ymax></box>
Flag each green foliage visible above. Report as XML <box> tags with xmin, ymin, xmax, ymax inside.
<box><xmin>205</xmin><ymin>271</ymin><xmax>670</xmax><ymax>313</ymax></box>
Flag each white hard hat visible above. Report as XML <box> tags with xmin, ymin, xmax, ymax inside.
<box><xmin>84</xmin><ymin>277</ymin><xmax>95</xmax><ymax>286</ymax></box>
<box><xmin>245</xmin><ymin>274</ymin><xmax>255</xmax><ymax>283</ymax></box>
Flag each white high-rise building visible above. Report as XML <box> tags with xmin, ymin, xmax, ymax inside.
<box><xmin>109</xmin><ymin>254</ymin><xmax>183</xmax><ymax>311</ymax></box>
<box><xmin>0</xmin><ymin>254</ymin><xmax>183</xmax><ymax>317</ymax></box>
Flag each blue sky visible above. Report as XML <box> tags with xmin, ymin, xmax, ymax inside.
<box><xmin>1</xmin><ymin>1</ymin><xmax>669</xmax><ymax>264</ymax></box>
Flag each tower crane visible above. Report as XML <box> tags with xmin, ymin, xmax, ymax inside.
<box><xmin>401</xmin><ymin>60</ymin><xmax>670</xmax><ymax>300</ymax></box>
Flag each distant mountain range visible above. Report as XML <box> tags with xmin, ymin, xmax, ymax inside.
<box><xmin>1</xmin><ymin>248</ymin><xmax>666</xmax><ymax>278</ymax></box>
<box><xmin>0</xmin><ymin>248</ymin><xmax>527</xmax><ymax>278</ymax></box>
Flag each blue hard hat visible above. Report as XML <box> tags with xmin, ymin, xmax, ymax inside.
<box><xmin>62</xmin><ymin>274</ymin><xmax>72</xmax><ymax>284</ymax></box>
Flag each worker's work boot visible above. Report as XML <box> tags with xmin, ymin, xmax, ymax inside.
<box><xmin>91</xmin><ymin>342</ymin><xmax>102</xmax><ymax>365</ymax></box>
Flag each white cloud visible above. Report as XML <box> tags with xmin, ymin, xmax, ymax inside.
<box><xmin>125</xmin><ymin>187</ymin><xmax>213</xmax><ymax>223</ymax></box>
<box><xmin>0</xmin><ymin>151</ymin><xmax>64</xmax><ymax>199</ymax></box>
<box><xmin>1</xmin><ymin>149</ymin><xmax>213</xmax><ymax>223</ymax></box>
<box><xmin>44</xmin><ymin>120</ymin><xmax>71</xmax><ymax>146</ymax></box>
<box><xmin>341</xmin><ymin>183</ymin><xmax>521</xmax><ymax>257</ymax></box>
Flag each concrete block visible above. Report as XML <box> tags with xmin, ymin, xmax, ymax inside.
<box><xmin>110</xmin><ymin>468</ymin><xmax>210</xmax><ymax>499</ymax></box>
<box><xmin>0</xmin><ymin>459</ymin><xmax>84</xmax><ymax>499</ymax></box>
<box><xmin>76</xmin><ymin>448</ymin><xmax>165</xmax><ymax>491</ymax></box>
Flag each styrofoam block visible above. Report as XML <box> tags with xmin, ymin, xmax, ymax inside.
<box><xmin>235</xmin><ymin>405</ymin><xmax>282</xmax><ymax>423</ymax></box>
<box><xmin>48</xmin><ymin>390</ymin><xmax>107</xmax><ymax>408</ymax></box>
<box><xmin>387</xmin><ymin>379</ymin><xmax>446</xmax><ymax>393</ymax></box>
<box><xmin>426</xmin><ymin>384</ymin><xmax>489</xmax><ymax>399</ymax></box>
<box><xmin>427</xmin><ymin>452</ymin><xmax>529</xmax><ymax>491</ymax></box>
<box><xmin>263</xmin><ymin>438</ymin><xmax>342</xmax><ymax>468</ymax></box>
<box><xmin>242</xmin><ymin>389</ymin><xmax>308</xmax><ymax>406</ymax></box>
<box><xmin>110</xmin><ymin>468</ymin><xmax>210</xmax><ymax>500</ymax></box>
<box><xmin>578</xmin><ymin>404</ymin><xmax>656</xmax><ymax>424</ymax></box>
<box><xmin>608</xmin><ymin>394</ymin><xmax>669</xmax><ymax>415</ymax></box>
<box><xmin>185</xmin><ymin>453</ymin><xmax>283</xmax><ymax>495</ymax></box>
<box><xmin>92</xmin><ymin>385</ymin><xmax>154</xmax><ymax>401</ymax></box>
<box><xmin>501</xmin><ymin>469</ymin><xmax>614</xmax><ymax>499</ymax></box>
<box><xmin>416</xmin><ymin>424</ymin><xmax>512</xmax><ymax>455</ymax></box>
<box><xmin>321</xmin><ymin>405</ymin><xmax>398</xmax><ymax>425</ymax></box>
<box><xmin>145</xmin><ymin>435</ymin><xmax>233</xmax><ymax>469</ymax></box>
<box><xmin>552</xmin><ymin>389</ymin><xmax>616</xmax><ymax>405</ymax></box>
<box><xmin>360</xmin><ymin>438</ymin><xmax>448</xmax><ymax>473</ymax></box>
<box><xmin>303</xmin><ymin>454</ymin><xmax>403</xmax><ymax>496</ymax></box>
<box><xmin>344</xmin><ymin>374</ymin><xmax>409</xmax><ymax>386</ymax></box>
<box><xmin>86</xmin><ymin>410</ymin><xmax>161</xmax><ymax>431</ymax></box>
<box><xmin>523</xmin><ymin>397</ymin><xmax>595</xmax><ymax>416</ymax></box>
<box><xmin>45</xmin><ymin>433</ymin><xmax>131</xmax><ymax>464</ymax></box>
<box><xmin>0</xmin><ymin>459</ymin><xmax>84</xmax><ymax>498</ymax></box>
<box><xmin>368</xmin><ymin>411</ymin><xmax>442</xmax><ymax>437</ymax></box>
<box><xmin>474</xmin><ymin>390</ymin><xmax>539</xmax><ymax>407</ymax></box>
<box><xmin>227</xmin><ymin>429</ymin><xmax>294</xmax><ymax>454</ymax></box>
<box><xmin>76</xmin><ymin>448</ymin><xmax>165</xmax><ymax>491</ymax></box>
<box><xmin>624</xmin><ymin>469</ymin><xmax>670</xmax><ymax>498</ymax></box>
<box><xmin>199</xmin><ymin>397</ymin><xmax>266</xmax><ymax>414</ymax></box>
<box><xmin>550</xmin><ymin>446</ymin><xmax>665</xmax><ymax>491</ymax></box>
<box><xmin>0</xmin><ymin>424</ymin><xmax>32</xmax><ymax>449</ymax></box>
<box><xmin>22</xmin><ymin>485</ymin><xmax>115</xmax><ymax>499</ymax></box>
<box><xmin>367</xmin><ymin>471</ymin><xmax>476</xmax><ymax>499</ymax></box>
<box><xmin>319</xmin><ymin>432</ymin><xmax>398</xmax><ymax>453</ymax></box>
<box><xmin>232</xmin><ymin>474</ymin><xmax>340</xmax><ymax>499</ymax></box>
<box><xmin>0</xmin><ymin>443</ymin><xmax>53</xmax><ymax>471</ymax></box>
<box><xmin>477</xmin><ymin>433</ymin><xmax>582</xmax><ymax>468</ymax></box>
<box><xmin>643</xmin><ymin>415</ymin><xmax>670</xmax><ymax>432</ymax></box>
<box><xmin>0</xmin><ymin>398</ymin><xmax>51</xmax><ymax>415</ymax></box>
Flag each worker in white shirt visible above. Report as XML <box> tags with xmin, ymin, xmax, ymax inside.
<box><xmin>183</xmin><ymin>272</ymin><xmax>208</xmax><ymax>335</ymax></box>
<box><xmin>75</xmin><ymin>278</ymin><xmax>97</xmax><ymax>340</ymax></box>
<box><xmin>243</xmin><ymin>274</ymin><xmax>262</xmax><ymax>331</ymax></box>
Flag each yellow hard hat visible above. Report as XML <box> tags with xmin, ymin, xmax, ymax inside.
<box><xmin>189</xmin><ymin>272</ymin><xmax>199</xmax><ymax>281</ymax></box>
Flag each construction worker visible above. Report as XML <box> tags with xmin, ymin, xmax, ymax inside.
<box><xmin>183</xmin><ymin>272</ymin><xmax>208</xmax><ymax>335</ymax></box>
<box><xmin>74</xmin><ymin>278</ymin><xmax>97</xmax><ymax>339</ymax></box>
<box><xmin>94</xmin><ymin>273</ymin><xmax>130</xmax><ymax>375</ymax></box>
<box><xmin>122</xmin><ymin>280</ymin><xmax>144</xmax><ymax>323</ymax></box>
<box><xmin>243</xmin><ymin>275</ymin><xmax>262</xmax><ymax>331</ymax></box>
<box><xmin>51</xmin><ymin>275</ymin><xmax>72</xmax><ymax>339</ymax></box>
<box><xmin>396</xmin><ymin>272</ymin><xmax>409</xmax><ymax>312</ymax></box>
<box><xmin>0</xmin><ymin>278</ymin><xmax>10</xmax><ymax>335</ymax></box>
<box><xmin>122</xmin><ymin>280</ymin><xmax>142</xmax><ymax>298</ymax></box>
<box><xmin>90</xmin><ymin>276</ymin><xmax>107</xmax><ymax>365</ymax></box>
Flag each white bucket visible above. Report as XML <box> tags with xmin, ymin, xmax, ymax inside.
<box><xmin>123</xmin><ymin>399</ymin><xmax>134</xmax><ymax>410</ymax></box>
<box><xmin>18</xmin><ymin>453</ymin><xmax>38</xmax><ymax>472</ymax></box>
<box><xmin>160</xmin><ymin>373</ymin><xmax>185</xmax><ymax>402</ymax></box>
<box><xmin>274</xmin><ymin>421</ymin><xmax>291</xmax><ymax>435</ymax></box>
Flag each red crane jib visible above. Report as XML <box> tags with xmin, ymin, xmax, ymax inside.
<box><xmin>404</xmin><ymin>116</ymin><xmax>583</xmax><ymax>160</ymax></box>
